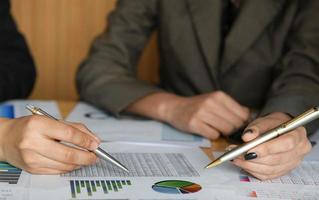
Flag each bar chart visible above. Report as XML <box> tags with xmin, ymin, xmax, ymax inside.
<box><xmin>69</xmin><ymin>179</ymin><xmax>132</xmax><ymax>198</ymax></box>
<box><xmin>0</xmin><ymin>162</ymin><xmax>22</xmax><ymax>184</ymax></box>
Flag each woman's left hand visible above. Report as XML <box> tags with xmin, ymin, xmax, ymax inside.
<box><xmin>232</xmin><ymin>112</ymin><xmax>312</xmax><ymax>180</ymax></box>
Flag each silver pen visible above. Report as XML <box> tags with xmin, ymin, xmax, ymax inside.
<box><xmin>26</xmin><ymin>104</ymin><xmax>129</xmax><ymax>173</ymax></box>
<box><xmin>206</xmin><ymin>106</ymin><xmax>319</xmax><ymax>169</ymax></box>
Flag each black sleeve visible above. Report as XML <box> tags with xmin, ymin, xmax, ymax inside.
<box><xmin>0</xmin><ymin>0</ymin><xmax>36</xmax><ymax>101</ymax></box>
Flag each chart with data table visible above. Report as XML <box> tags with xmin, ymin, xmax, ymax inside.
<box><xmin>69</xmin><ymin>179</ymin><xmax>132</xmax><ymax>199</ymax></box>
<box><xmin>0</xmin><ymin>162</ymin><xmax>22</xmax><ymax>184</ymax></box>
<box><xmin>62</xmin><ymin>152</ymin><xmax>199</xmax><ymax>177</ymax></box>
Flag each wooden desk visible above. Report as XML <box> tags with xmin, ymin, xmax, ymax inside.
<box><xmin>57</xmin><ymin>101</ymin><xmax>230</xmax><ymax>160</ymax></box>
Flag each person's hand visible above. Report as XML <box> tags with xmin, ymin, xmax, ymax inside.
<box><xmin>232</xmin><ymin>112</ymin><xmax>312</xmax><ymax>180</ymax></box>
<box><xmin>0</xmin><ymin>115</ymin><xmax>101</xmax><ymax>174</ymax></box>
<box><xmin>165</xmin><ymin>91</ymin><xmax>250</xmax><ymax>139</ymax></box>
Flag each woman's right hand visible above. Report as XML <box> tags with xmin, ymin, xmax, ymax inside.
<box><xmin>0</xmin><ymin>115</ymin><xmax>101</xmax><ymax>174</ymax></box>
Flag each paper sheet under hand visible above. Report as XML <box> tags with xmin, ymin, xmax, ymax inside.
<box><xmin>66</xmin><ymin>102</ymin><xmax>211</xmax><ymax>147</ymax></box>
<box><xmin>210</xmin><ymin>149</ymin><xmax>319</xmax><ymax>199</ymax></box>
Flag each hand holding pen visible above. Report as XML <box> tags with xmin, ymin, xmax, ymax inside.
<box><xmin>207</xmin><ymin>108</ymin><xmax>318</xmax><ymax>180</ymax></box>
<box><xmin>26</xmin><ymin>105</ymin><xmax>129</xmax><ymax>173</ymax></box>
<box><xmin>0</xmin><ymin>112</ymin><xmax>100</xmax><ymax>174</ymax></box>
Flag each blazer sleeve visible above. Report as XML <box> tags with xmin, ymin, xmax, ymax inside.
<box><xmin>260</xmin><ymin>0</ymin><xmax>319</xmax><ymax>133</ymax></box>
<box><xmin>76</xmin><ymin>0</ymin><xmax>162</xmax><ymax>116</ymax></box>
<box><xmin>0</xmin><ymin>0</ymin><xmax>36</xmax><ymax>101</ymax></box>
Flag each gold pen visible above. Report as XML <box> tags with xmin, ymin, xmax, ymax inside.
<box><xmin>206</xmin><ymin>106</ymin><xmax>319</xmax><ymax>169</ymax></box>
<box><xmin>26</xmin><ymin>104</ymin><xmax>129</xmax><ymax>173</ymax></box>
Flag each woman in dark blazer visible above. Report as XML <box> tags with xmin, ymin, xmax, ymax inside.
<box><xmin>77</xmin><ymin>0</ymin><xmax>319</xmax><ymax>180</ymax></box>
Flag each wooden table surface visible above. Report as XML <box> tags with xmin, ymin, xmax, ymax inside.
<box><xmin>57</xmin><ymin>101</ymin><xmax>230</xmax><ymax>160</ymax></box>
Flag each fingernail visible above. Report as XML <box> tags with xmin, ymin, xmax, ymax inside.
<box><xmin>243</xmin><ymin>129</ymin><xmax>253</xmax><ymax>136</ymax></box>
<box><xmin>311</xmin><ymin>141</ymin><xmax>317</xmax><ymax>147</ymax></box>
<box><xmin>244</xmin><ymin>152</ymin><xmax>257</xmax><ymax>160</ymax></box>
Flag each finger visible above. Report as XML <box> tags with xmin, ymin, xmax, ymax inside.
<box><xmin>65</xmin><ymin>122</ymin><xmax>101</xmax><ymax>143</ymax></box>
<box><xmin>242</xmin><ymin>114</ymin><xmax>291</xmax><ymax>143</ymax></box>
<box><xmin>225</xmin><ymin>145</ymin><xmax>245</xmax><ymax>159</ymax></box>
<box><xmin>245</xmin><ymin>149</ymin><xmax>302</xmax><ymax>166</ymax></box>
<box><xmin>246</xmin><ymin>131</ymin><xmax>302</xmax><ymax>159</ymax></box>
<box><xmin>36</xmin><ymin>118</ymin><xmax>100</xmax><ymax>151</ymax></box>
<box><xmin>212</xmin><ymin>91</ymin><xmax>250</xmax><ymax>121</ymax></box>
<box><xmin>233</xmin><ymin>156</ymin><xmax>300</xmax><ymax>177</ymax></box>
<box><xmin>205</xmin><ymin>102</ymin><xmax>246</xmax><ymax>131</ymax></box>
<box><xmin>225</xmin><ymin>144</ymin><xmax>237</xmax><ymax>152</ymax></box>
<box><xmin>23</xmin><ymin>152</ymin><xmax>81</xmax><ymax>172</ymax></box>
<box><xmin>241</xmin><ymin>129</ymin><xmax>259</xmax><ymax>142</ymax></box>
<box><xmin>200</xmin><ymin>112</ymin><xmax>236</xmax><ymax>135</ymax></box>
<box><xmin>247</xmin><ymin>134</ymin><xmax>311</xmax><ymax>164</ymax></box>
<box><xmin>196</xmin><ymin>121</ymin><xmax>220</xmax><ymax>140</ymax></box>
<box><xmin>241</xmin><ymin>117</ymin><xmax>279</xmax><ymax>142</ymax></box>
<box><xmin>244</xmin><ymin>158</ymin><xmax>301</xmax><ymax>181</ymax></box>
<box><xmin>36</xmin><ymin>139</ymin><xmax>97</xmax><ymax>166</ymax></box>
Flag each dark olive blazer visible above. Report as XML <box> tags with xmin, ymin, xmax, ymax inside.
<box><xmin>77</xmin><ymin>0</ymin><xmax>319</xmax><ymax>131</ymax></box>
<box><xmin>0</xmin><ymin>0</ymin><xmax>36</xmax><ymax>101</ymax></box>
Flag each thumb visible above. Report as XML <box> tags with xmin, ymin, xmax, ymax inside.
<box><xmin>241</xmin><ymin>128</ymin><xmax>259</xmax><ymax>143</ymax></box>
<box><xmin>241</xmin><ymin>113</ymin><xmax>287</xmax><ymax>143</ymax></box>
<box><xmin>241</xmin><ymin>119</ymin><xmax>270</xmax><ymax>142</ymax></box>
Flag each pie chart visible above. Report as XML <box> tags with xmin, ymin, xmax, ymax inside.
<box><xmin>152</xmin><ymin>180</ymin><xmax>202</xmax><ymax>194</ymax></box>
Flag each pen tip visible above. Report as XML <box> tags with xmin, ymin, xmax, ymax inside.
<box><xmin>205</xmin><ymin>159</ymin><xmax>222</xmax><ymax>169</ymax></box>
<box><xmin>118</xmin><ymin>165</ymin><xmax>130</xmax><ymax>173</ymax></box>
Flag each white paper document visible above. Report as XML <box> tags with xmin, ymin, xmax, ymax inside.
<box><xmin>210</xmin><ymin>151</ymin><xmax>319</xmax><ymax>199</ymax></box>
<box><xmin>28</xmin><ymin>142</ymin><xmax>226</xmax><ymax>200</ymax></box>
<box><xmin>66</xmin><ymin>102</ymin><xmax>210</xmax><ymax>147</ymax></box>
<box><xmin>0</xmin><ymin>186</ymin><xmax>25</xmax><ymax>200</ymax></box>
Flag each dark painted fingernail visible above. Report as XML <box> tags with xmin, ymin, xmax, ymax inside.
<box><xmin>243</xmin><ymin>129</ymin><xmax>253</xmax><ymax>136</ymax></box>
<box><xmin>244</xmin><ymin>152</ymin><xmax>257</xmax><ymax>160</ymax></box>
<box><xmin>311</xmin><ymin>141</ymin><xmax>317</xmax><ymax>147</ymax></box>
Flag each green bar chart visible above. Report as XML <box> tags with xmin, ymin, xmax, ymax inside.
<box><xmin>0</xmin><ymin>162</ymin><xmax>22</xmax><ymax>184</ymax></box>
<box><xmin>69</xmin><ymin>179</ymin><xmax>132</xmax><ymax>198</ymax></box>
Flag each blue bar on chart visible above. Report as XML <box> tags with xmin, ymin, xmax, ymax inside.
<box><xmin>0</xmin><ymin>162</ymin><xmax>22</xmax><ymax>184</ymax></box>
<box><xmin>69</xmin><ymin>179</ymin><xmax>132</xmax><ymax>198</ymax></box>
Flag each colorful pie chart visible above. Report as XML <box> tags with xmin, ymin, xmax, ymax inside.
<box><xmin>152</xmin><ymin>180</ymin><xmax>202</xmax><ymax>194</ymax></box>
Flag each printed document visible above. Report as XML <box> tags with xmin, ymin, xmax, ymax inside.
<box><xmin>66</xmin><ymin>102</ymin><xmax>210</xmax><ymax>147</ymax></box>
